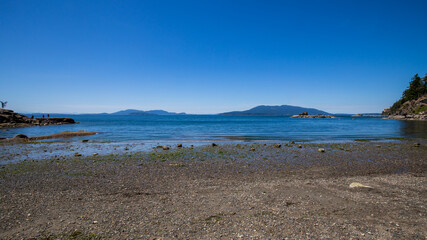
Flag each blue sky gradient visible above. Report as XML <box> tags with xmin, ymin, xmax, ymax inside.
<box><xmin>1</xmin><ymin>0</ymin><xmax>426</xmax><ymax>114</ymax></box>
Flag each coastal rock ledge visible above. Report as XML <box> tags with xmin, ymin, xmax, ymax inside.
<box><xmin>382</xmin><ymin>95</ymin><xmax>427</xmax><ymax>120</ymax></box>
<box><xmin>0</xmin><ymin>109</ymin><xmax>76</xmax><ymax>128</ymax></box>
<box><xmin>290</xmin><ymin>112</ymin><xmax>335</xmax><ymax>119</ymax></box>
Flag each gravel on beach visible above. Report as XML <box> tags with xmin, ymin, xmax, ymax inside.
<box><xmin>0</xmin><ymin>141</ymin><xmax>426</xmax><ymax>239</ymax></box>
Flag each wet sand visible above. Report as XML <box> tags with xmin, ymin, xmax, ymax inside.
<box><xmin>0</xmin><ymin>141</ymin><xmax>426</xmax><ymax>239</ymax></box>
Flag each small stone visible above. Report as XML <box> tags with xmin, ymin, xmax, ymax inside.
<box><xmin>162</xmin><ymin>146</ymin><xmax>170</xmax><ymax>150</ymax></box>
<box><xmin>93</xmin><ymin>221</ymin><xmax>98</xmax><ymax>224</ymax></box>
<box><xmin>318</xmin><ymin>148</ymin><xmax>325</xmax><ymax>152</ymax></box>
<box><xmin>74</xmin><ymin>153</ymin><xmax>82</xmax><ymax>157</ymax></box>
<box><xmin>93</xmin><ymin>153</ymin><xmax>98</xmax><ymax>156</ymax></box>
<box><xmin>212</xmin><ymin>143</ymin><xmax>218</xmax><ymax>147</ymax></box>
<box><xmin>297</xmin><ymin>144</ymin><xmax>302</xmax><ymax>148</ymax></box>
<box><xmin>376</xmin><ymin>145</ymin><xmax>381</xmax><ymax>148</ymax></box>
<box><xmin>250</xmin><ymin>147</ymin><xmax>255</xmax><ymax>151</ymax></box>
<box><xmin>413</xmin><ymin>143</ymin><xmax>420</xmax><ymax>147</ymax></box>
<box><xmin>177</xmin><ymin>144</ymin><xmax>183</xmax><ymax>148</ymax></box>
<box><xmin>274</xmin><ymin>144</ymin><xmax>281</xmax><ymax>148</ymax></box>
<box><xmin>80</xmin><ymin>139</ymin><xmax>89</xmax><ymax>143</ymax></box>
<box><xmin>349</xmin><ymin>182</ymin><xmax>372</xmax><ymax>189</ymax></box>
<box><xmin>124</xmin><ymin>147</ymin><xmax>129</xmax><ymax>150</ymax></box>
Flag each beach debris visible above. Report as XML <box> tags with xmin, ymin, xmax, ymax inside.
<box><xmin>297</xmin><ymin>144</ymin><xmax>302</xmax><ymax>148</ymax></box>
<box><xmin>177</xmin><ymin>144</ymin><xmax>183</xmax><ymax>148</ymax></box>
<box><xmin>349</xmin><ymin>182</ymin><xmax>373</xmax><ymax>189</ymax></box>
<box><xmin>318</xmin><ymin>148</ymin><xmax>325</xmax><ymax>152</ymax></box>
<box><xmin>93</xmin><ymin>153</ymin><xmax>99</xmax><ymax>156</ymax></box>
<box><xmin>169</xmin><ymin>162</ymin><xmax>186</xmax><ymax>167</ymax></box>
<box><xmin>74</xmin><ymin>152</ymin><xmax>82</xmax><ymax>157</ymax></box>
<box><xmin>212</xmin><ymin>143</ymin><xmax>218</xmax><ymax>147</ymax></box>
<box><xmin>80</xmin><ymin>139</ymin><xmax>89</xmax><ymax>143</ymax></box>
<box><xmin>274</xmin><ymin>144</ymin><xmax>281</xmax><ymax>148</ymax></box>
<box><xmin>250</xmin><ymin>147</ymin><xmax>255</xmax><ymax>151</ymax></box>
<box><xmin>413</xmin><ymin>143</ymin><xmax>420</xmax><ymax>147</ymax></box>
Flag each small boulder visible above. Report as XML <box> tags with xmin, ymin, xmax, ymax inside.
<box><xmin>297</xmin><ymin>144</ymin><xmax>302</xmax><ymax>148</ymax></box>
<box><xmin>74</xmin><ymin>153</ymin><xmax>82</xmax><ymax>157</ymax></box>
<box><xmin>212</xmin><ymin>143</ymin><xmax>218</xmax><ymax>147</ymax></box>
<box><xmin>14</xmin><ymin>134</ymin><xmax>28</xmax><ymax>139</ymax></box>
<box><xmin>177</xmin><ymin>144</ymin><xmax>183</xmax><ymax>148</ymax></box>
<box><xmin>162</xmin><ymin>146</ymin><xmax>170</xmax><ymax>150</ymax></box>
<box><xmin>274</xmin><ymin>144</ymin><xmax>281</xmax><ymax>148</ymax></box>
<box><xmin>349</xmin><ymin>182</ymin><xmax>372</xmax><ymax>189</ymax></box>
<box><xmin>413</xmin><ymin>143</ymin><xmax>420</xmax><ymax>147</ymax></box>
<box><xmin>318</xmin><ymin>148</ymin><xmax>325</xmax><ymax>152</ymax></box>
<box><xmin>80</xmin><ymin>139</ymin><xmax>89</xmax><ymax>143</ymax></box>
<box><xmin>250</xmin><ymin>147</ymin><xmax>255</xmax><ymax>151</ymax></box>
<box><xmin>93</xmin><ymin>153</ymin><xmax>99</xmax><ymax>156</ymax></box>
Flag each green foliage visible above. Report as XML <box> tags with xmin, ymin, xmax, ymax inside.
<box><xmin>389</xmin><ymin>73</ymin><xmax>427</xmax><ymax>114</ymax></box>
<box><xmin>414</xmin><ymin>105</ymin><xmax>427</xmax><ymax>114</ymax></box>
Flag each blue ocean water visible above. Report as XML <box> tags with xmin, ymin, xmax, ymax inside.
<box><xmin>1</xmin><ymin>115</ymin><xmax>427</xmax><ymax>142</ymax></box>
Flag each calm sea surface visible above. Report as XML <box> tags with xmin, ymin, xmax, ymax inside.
<box><xmin>1</xmin><ymin>115</ymin><xmax>427</xmax><ymax>142</ymax></box>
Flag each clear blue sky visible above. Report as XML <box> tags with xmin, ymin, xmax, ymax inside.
<box><xmin>1</xmin><ymin>0</ymin><xmax>426</xmax><ymax>114</ymax></box>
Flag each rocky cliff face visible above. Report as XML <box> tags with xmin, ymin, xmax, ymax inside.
<box><xmin>0</xmin><ymin>109</ymin><xmax>76</xmax><ymax>128</ymax></box>
<box><xmin>383</xmin><ymin>95</ymin><xmax>427</xmax><ymax>120</ymax></box>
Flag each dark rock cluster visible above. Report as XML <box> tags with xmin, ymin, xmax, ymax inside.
<box><xmin>0</xmin><ymin>109</ymin><xmax>76</xmax><ymax>128</ymax></box>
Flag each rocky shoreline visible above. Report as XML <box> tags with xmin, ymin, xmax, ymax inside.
<box><xmin>0</xmin><ymin>109</ymin><xmax>76</xmax><ymax>128</ymax></box>
<box><xmin>386</xmin><ymin>114</ymin><xmax>427</xmax><ymax>120</ymax></box>
<box><xmin>0</xmin><ymin>141</ymin><xmax>425</xmax><ymax>239</ymax></box>
<box><xmin>383</xmin><ymin>95</ymin><xmax>427</xmax><ymax>121</ymax></box>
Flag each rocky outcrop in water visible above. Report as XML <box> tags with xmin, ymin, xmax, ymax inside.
<box><xmin>0</xmin><ymin>109</ymin><xmax>76</xmax><ymax>128</ymax></box>
<box><xmin>290</xmin><ymin>112</ymin><xmax>335</xmax><ymax>119</ymax></box>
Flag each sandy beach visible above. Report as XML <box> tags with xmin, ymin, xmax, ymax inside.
<box><xmin>0</xmin><ymin>140</ymin><xmax>426</xmax><ymax>239</ymax></box>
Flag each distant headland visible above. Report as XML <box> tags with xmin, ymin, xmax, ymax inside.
<box><xmin>109</xmin><ymin>109</ymin><xmax>186</xmax><ymax>116</ymax></box>
<box><xmin>219</xmin><ymin>105</ymin><xmax>329</xmax><ymax>116</ymax></box>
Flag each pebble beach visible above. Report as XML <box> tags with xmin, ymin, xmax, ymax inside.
<box><xmin>1</xmin><ymin>140</ymin><xmax>426</xmax><ymax>239</ymax></box>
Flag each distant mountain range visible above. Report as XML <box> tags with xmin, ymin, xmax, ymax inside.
<box><xmin>220</xmin><ymin>105</ymin><xmax>330</xmax><ymax>116</ymax></box>
<box><xmin>25</xmin><ymin>105</ymin><xmax>333</xmax><ymax>116</ymax></box>
<box><xmin>110</xmin><ymin>109</ymin><xmax>186</xmax><ymax>116</ymax></box>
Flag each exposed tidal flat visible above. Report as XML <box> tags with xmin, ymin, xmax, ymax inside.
<box><xmin>0</xmin><ymin>140</ymin><xmax>426</xmax><ymax>239</ymax></box>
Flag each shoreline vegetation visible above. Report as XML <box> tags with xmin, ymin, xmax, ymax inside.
<box><xmin>0</xmin><ymin>141</ymin><xmax>425</xmax><ymax>239</ymax></box>
<box><xmin>382</xmin><ymin>74</ymin><xmax>427</xmax><ymax>120</ymax></box>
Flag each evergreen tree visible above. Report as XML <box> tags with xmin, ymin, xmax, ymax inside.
<box><xmin>402</xmin><ymin>74</ymin><xmax>423</xmax><ymax>101</ymax></box>
<box><xmin>423</xmin><ymin>74</ymin><xmax>427</xmax><ymax>94</ymax></box>
<box><xmin>388</xmin><ymin>73</ymin><xmax>427</xmax><ymax>114</ymax></box>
